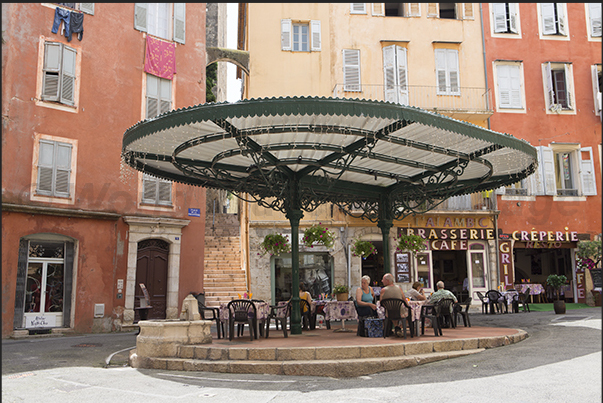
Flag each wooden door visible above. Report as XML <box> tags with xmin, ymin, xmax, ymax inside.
<box><xmin>135</xmin><ymin>239</ymin><xmax>168</xmax><ymax>321</ymax></box>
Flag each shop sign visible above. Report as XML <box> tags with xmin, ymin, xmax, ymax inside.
<box><xmin>511</xmin><ymin>230</ymin><xmax>578</xmax><ymax>242</ymax></box>
<box><xmin>401</xmin><ymin>227</ymin><xmax>495</xmax><ymax>241</ymax></box>
<box><xmin>410</xmin><ymin>216</ymin><xmax>493</xmax><ymax>228</ymax></box>
<box><xmin>498</xmin><ymin>240</ymin><xmax>514</xmax><ymax>287</ymax></box>
<box><xmin>575</xmin><ymin>261</ymin><xmax>587</xmax><ymax>303</ymax></box>
<box><xmin>395</xmin><ymin>252</ymin><xmax>410</xmax><ymax>283</ymax></box>
<box><xmin>429</xmin><ymin>240</ymin><xmax>468</xmax><ymax>250</ymax></box>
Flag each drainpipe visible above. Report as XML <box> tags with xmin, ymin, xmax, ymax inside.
<box><xmin>479</xmin><ymin>3</ymin><xmax>491</xmax><ymax>130</ymax></box>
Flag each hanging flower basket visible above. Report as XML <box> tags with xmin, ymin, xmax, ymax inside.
<box><xmin>302</xmin><ymin>223</ymin><xmax>334</xmax><ymax>248</ymax></box>
<box><xmin>396</xmin><ymin>233</ymin><xmax>426</xmax><ymax>255</ymax></box>
<box><xmin>351</xmin><ymin>238</ymin><xmax>377</xmax><ymax>259</ymax></box>
<box><xmin>259</xmin><ymin>233</ymin><xmax>291</xmax><ymax>257</ymax></box>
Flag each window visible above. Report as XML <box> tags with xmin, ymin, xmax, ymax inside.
<box><xmin>543</xmin><ymin>62</ymin><xmax>574</xmax><ymax>112</ymax></box>
<box><xmin>281</xmin><ymin>20</ymin><xmax>321</xmax><ymax>51</ymax></box>
<box><xmin>383</xmin><ymin>45</ymin><xmax>408</xmax><ymax>105</ymax></box>
<box><xmin>492</xmin><ymin>3</ymin><xmax>519</xmax><ymax>34</ymax></box>
<box><xmin>134</xmin><ymin>3</ymin><xmax>185</xmax><ymax>44</ymax></box>
<box><xmin>350</xmin><ymin>3</ymin><xmax>366</xmax><ymax>14</ymax></box>
<box><xmin>592</xmin><ymin>65</ymin><xmax>602</xmax><ymax>115</ymax></box>
<box><xmin>36</xmin><ymin>139</ymin><xmax>72</xmax><ymax>198</ymax></box>
<box><xmin>435</xmin><ymin>49</ymin><xmax>460</xmax><ymax>95</ymax></box>
<box><xmin>372</xmin><ymin>4</ymin><xmax>421</xmax><ymax>17</ymax></box>
<box><xmin>540</xmin><ymin>3</ymin><xmax>567</xmax><ymax>36</ymax></box>
<box><xmin>504</xmin><ymin>179</ymin><xmax>528</xmax><ymax>196</ymax></box>
<box><xmin>343</xmin><ymin>49</ymin><xmax>361</xmax><ymax>91</ymax></box>
<box><xmin>439</xmin><ymin>3</ymin><xmax>457</xmax><ymax>19</ymax></box>
<box><xmin>41</xmin><ymin>42</ymin><xmax>76</xmax><ymax>106</ymax></box>
<box><xmin>146</xmin><ymin>74</ymin><xmax>172</xmax><ymax>119</ymax></box>
<box><xmin>142</xmin><ymin>173</ymin><xmax>172</xmax><ymax>205</ymax></box>
<box><xmin>533</xmin><ymin>145</ymin><xmax>597</xmax><ymax>197</ymax></box>
<box><xmin>385</xmin><ymin>3</ymin><xmax>405</xmax><ymax>16</ymax></box>
<box><xmin>495</xmin><ymin>63</ymin><xmax>523</xmax><ymax>109</ymax></box>
<box><xmin>588</xmin><ymin>3</ymin><xmax>602</xmax><ymax>38</ymax></box>
<box><xmin>53</xmin><ymin>3</ymin><xmax>94</xmax><ymax>14</ymax></box>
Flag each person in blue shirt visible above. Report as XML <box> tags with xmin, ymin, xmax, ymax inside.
<box><xmin>355</xmin><ymin>275</ymin><xmax>377</xmax><ymax>317</ymax></box>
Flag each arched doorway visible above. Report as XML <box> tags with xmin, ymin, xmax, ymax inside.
<box><xmin>135</xmin><ymin>239</ymin><xmax>169</xmax><ymax>321</ymax></box>
<box><xmin>362</xmin><ymin>241</ymin><xmax>384</xmax><ymax>285</ymax></box>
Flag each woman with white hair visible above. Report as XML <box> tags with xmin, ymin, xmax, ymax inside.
<box><xmin>355</xmin><ymin>275</ymin><xmax>377</xmax><ymax>317</ymax></box>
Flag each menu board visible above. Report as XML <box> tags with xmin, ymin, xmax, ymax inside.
<box><xmin>395</xmin><ymin>252</ymin><xmax>411</xmax><ymax>283</ymax></box>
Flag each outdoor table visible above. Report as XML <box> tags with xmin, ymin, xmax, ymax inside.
<box><xmin>501</xmin><ymin>290</ymin><xmax>518</xmax><ymax>313</ymax></box>
<box><xmin>323</xmin><ymin>300</ymin><xmax>357</xmax><ymax>332</ymax></box>
<box><xmin>515</xmin><ymin>283</ymin><xmax>545</xmax><ymax>303</ymax></box>
<box><xmin>219</xmin><ymin>300</ymin><xmax>270</xmax><ymax>339</ymax></box>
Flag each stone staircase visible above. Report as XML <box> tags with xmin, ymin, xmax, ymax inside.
<box><xmin>203</xmin><ymin>236</ymin><xmax>247</xmax><ymax>307</ymax></box>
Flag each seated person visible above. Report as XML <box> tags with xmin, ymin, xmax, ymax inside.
<box><xmin>380</xmin><ymin>273</ymin><xmax>409</xmax><ymax>337</ymax></box>
<box><xmin>299</xmin><ymin>283</ymin><xmax>312</xmax><ymax>312</ymax></box>
<box><xmin>407</xmin><ymin>281</ymin><xmax>427</xmax><ymax>301</ymax></box>
<box><xmin>355</xmin><ymin>275</ymin><xmax>377</xmax><ymax>317</ymax></box>
<box><xmin>428</xmin><ymin>280</ymin><xmax>458</xmax><ymax>313</ymax></box>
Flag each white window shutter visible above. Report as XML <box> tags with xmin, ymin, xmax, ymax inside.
<box><xmin>37</xmin><ymin>140</ymin><xmax>55</xmax><ymax>194</ymax></box>
<box><xmin>495</xmin><ymin>186</ymin><xmax>506</xmax><ymax>195</ymax></box>
<box><xmin>509</xmin><ymin>3</ymin><xmax>518</xmax><ymax>33</ymax></box>
<box><xmin>396</xmin><ymin>46</ymin><xmax>408</xmax><ymax>105</ymax></box>
<box><xmin>592</xmin><ymin>66</ymin><xmax>602</xmax><ymax>114</ymax></box>
<box><xmin>497</xmin><ymin>65</ymin><xmax>512</xmax><ymax>107</ymax></box>
<box><xmin>540</xmin><ymin>146</ymin><xmax>556</xmax><ymax>196</ymax></box>
<box><xmin>79</xmin><ymin>3</ymin><xmax>94</xmax><ymax>15</ymax></box>
<box><xmin>463</xmin><ymin>3</ymin><xmax>473</xmax><ymax>19</ymax></box>
<box><xmin>545</xmin><ymin>62</ymin><xmax>555</xmax><ymax>107</ymax></box>
<box><xmin>541</xmin><ymin>3</ymin><xmax>556</xmax><ymax>35</ymax></box>
<box><xmin>590</xmin><ymin>3</ymin><xmax>602</xmax><ymax>37</ymax></box>
<box><xmin>173</xmin><ymin>3</ymin><xmax>186</xmax><ymax>44</ymax></box>
<box><xmin>580</xmin><ymin>147</ymin><xmax>597</xmax><ymax>196</ymax></box>
<box><xmin>350</xmin><ymin>3</ymin><xmax>366</xmax><ymax>14</ymax></box>
<box><xmin>134</xmin><ymin>3</ymin><xmax>148</xmax><ymax>32</ymax></box>
<box><xmin>60</xmin><ymin>46</ymin><xmax>76</xmax><ymax>106</ymax></box>
<box><xmin>55</xmin><ymin>142</ymin><xmax>72</xmax><ymax>196</ymax></box>
<box><xmin>528</xmin><ymin>172</ymin><xmax>537</xmax><ymax>196</ymax></box>
<box><xmin>427</xmin><ymin>3</ymin><xmax>438</xmax><ymax>17</ymax></box>
<box><xmin>146</xmin><ymin>74</ymin><xmax>159</xmax><ymax>118</ymax></box>
<box><xmin>310</xmin><ymin>20</ymin><xmax>321</xmax><ymax>51</ymax></box>
<box><xmin>42</xmin><ymin>43</ymin><xmax>61</xmax><ymax>101</ymax></box>
<box><xmin>383</xmin><ymin>45</ymin><xmax>396</xmax><ymax>102</ymax></box>
<box><xmin>281</xmin><ymin>19</ymin><xmax>292</xmax><ymax>51</ymax></box>
<box><xmin>343</xmin><ymin>49</ymin><xmax>361</xmax><ymax>92</ymax></box>
<box><xmin>158</xmin><ymin>179</ymin><xmax>172</xmax><ymax>204</ymax></box>
<box><xmin>143</xmin><ymin>174</ymin><xmax>157</xmax><ymax>202</ymax></box>
<box><xmin>372</xmin><ymin>3</ymin><xmax>384</xmax><ymax>16</ymax></box>
<box><xmin>508</xmin><ymin>64</ymin><xmax>522</xmax><ymax>108</ymax></box>
<box><xmin>159</xmin><ymin>77</ymin><xmax>172</xmax><ymax>115</ymax></box>
<box><xmin>408</xmin><ymin>3</ymin><xmax>421</xmax><ymax>17</ymax></box>
<box><xmin>493</xmin><ymin>3</ymin><xmax>508</xmax><ymax>33</ymax></box>
<box><xmin>556</xmin><ymin>3</ymin><xmax>566</xmax><ymax>35</ymax></box>
<box><xmin>563</xmin><ymin>64</ymin><xmax>572</xmax><ymax>109</ymax></box>
<box><xmin>532</xmin><ymin>146</ymin><xmax>546</xmax><ymax>195</ymax></box>
<box><xmin>447</xmin><ymin>50</ymin><xmax>460</xmax><ymax>94</ymax></box>
<box><xmin>435</xmin><ymin>49</ymin><xmax>447</xmax><ymax>93</ymax></box>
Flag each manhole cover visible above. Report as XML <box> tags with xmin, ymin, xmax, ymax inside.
<box><xmin>72</xmin><ymin>343</ymin><xmax>103</xmax><ymax>348</ymax></box>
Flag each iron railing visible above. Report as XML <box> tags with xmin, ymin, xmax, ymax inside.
<box><xmin>430</xmin><ymin>192</ymin><xmax>498</xmax><ymax>212</ymax></box>
<box><xmin>332</xmin><ymin>84</ymin><xmax>493</xmax><ymax>114</ymax></box>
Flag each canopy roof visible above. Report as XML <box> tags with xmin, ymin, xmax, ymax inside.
<box><xmin>122</xmin><ymin>96</ymin><xmax>537</xmax><ymax>219</ymax></box>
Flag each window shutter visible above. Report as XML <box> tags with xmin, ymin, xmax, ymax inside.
<box><xmin>580</xmin><ymin>147</ymin><xmax>597</xmax><ymax>196</ymax></box>
<box><xmin>556</xmin><ymin>4</ymin><xmax>566</xmax><ymax>35</ymax></box>
<box><xmin>427</xmin><ymin>3</ymin><xmax>438</xmax><ymax>17</ymax></box>
<box><xmin>541</xmin><ymin>3</ymin><xmax>556</xmax><ymax>35</ymax></box>
<box><xmin>42</xmin><ymin>43</ymin><xmax>61</xmax><ymax>101</ymax></box>
<box><xmin>495</xmin><ymin>186</ymin><xmax>506</xmax><ymax>195</ymax></box>
<box><xmin>592</xmin><ymin>66</ymin><xmax>602</xmax><ymax>114</ymax></box>
<box><xmin>142</xmin><ymin>174</ymin><xmax>158</xmax><ymax>202</ymax></box>
<box><xmin>509</xmin><ymin>64</ymin><xmax>522</xmax><ymax>108</ymax></box>
<box><xmin>497</xmin><ymin>65</ymin><xmax>512</xmax><ymax>107</ymax></box>
<box><xmin>532</xmin><ymin>148</ymin><xmax>545</xmax><ymax>195</ymax></box>
<box><xmin>173</xmin><ymin>3</ymin><xmax>185</xmax><ymax>44</ymax></box>
<box><xmin>60</xmin><ymin>46</ymin><xmax>76</xmax><ymax>106</ymax></box>
<box><xmin>310</xmin><ymin>20</ymin><xmax>321</xmax><ymax>51</ymax></box>
<box><xmin>158</xmin><ymin>179</ymin><xmax>172</xmax><ymax>204</ymax></box>
<box><xmin>13</xmin><ymin>239</ymin><xmax>29</xmax><ymax>329</ymax></box>
<box><xmin>396</xmin><ymin>46</ymin><xmax>408</xmax><ymax>105</ymax></box>
<box><xmin>350</xmin><ymin>3</ymin><xmax>366</xmax><ymax>14</ymax></box>
<box><xmin>343</xmin><ymin>49</ymin><xmax>361</xmax><ymax>92</ymax></box>
<box><xmin>447</xmin><ymin>50</ymin><xmax>459</xmax><ymax>94</ymax></box>
<box><xmin>435</xmin><ymin>49</ymin><xmax>447</xmax><ymax>93</ymax></box>
<box><xmin>492</xmin><ymin>3</ymin><xmax>508</xmax><ymax>33</ymax></box>
<box><xmin>38</xmin><ymin>140</ymin><xmax>55</xmax><ymax>194</ymax></box>
<box><xmin>372</xmin><ymin>3</ymin><xmax>384</xmax><ymax>16</ymax></box>
<box><xmin>134</xmin><ymin>3</ymin><xmax>148</xmax><ymax>32</ymax></box>
<box><xmin>383</xmin><ymin>45</ymin><xmax>396</xmax><ymax>102</ymax></box>
<box><xmin>146</xmin><ymin>74</ymin><xmax>159</xmax><ymax>118</ymax></box>
<box><xmin>63</xmin><ymin>241</ymin><xmax>74</xmax><ymax>328</ymax></box>
<box><xmin>79</xmin><ymin>3</ymin><xmax>94</xmax><ymax>15</ymax></box>
<box><xmin>408</xmin><ymin>3</ymin><xmax>421</xmax><ymax>17</ymax></box>
<box><xmin>281</xmin><ymin>19</ymin><xmax>292</xmax><ymax>51</ymax></box>
<box><xmin>590</xmin><ymin>3</ymin><xmax>602</xmax><ymax>37</ymax></box>
<box><xmin>509</xmin><ymin>3</ymin><xmax>518</xmax><ymax>33</ymax></box>
<box><xmin>563</xmin><ymin>63</ymin><xmax>572</xmax><ymax>109</ymax></box>
<box><xmin>159</xmin><ymin>78</ymin><xmax>172</xmax><ymax>115</ymax></box>
<box><xmin>545</xmin><ymin>62</ymin><xmax>555</xmax><ymax>107</ymax></box>
<box><xmin>55</xmin><ymin>142</ymin><xmax>72</xmax><ymax>197</ymax></box>
<box><xmin>463</xmin><ymin>3</ymin><xmax>473</xmax><ymax>19</ymax></box>
<box><xmin>540</xmin><ymin>146</ymin><xmax>556</xmax><ymax>196</ymax></box>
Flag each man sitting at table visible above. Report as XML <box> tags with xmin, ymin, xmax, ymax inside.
<box><xmin>380</xmin><ymin>273</ymin><xmax>408</xmax><ymax>337</ymax></box>
<box><xmin>428</xmin><ymin>281</ymin><xmax>458</xmax><ymax>311</ymax></box>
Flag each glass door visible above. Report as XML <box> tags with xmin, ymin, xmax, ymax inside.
<box><xmin>467</xmin><ymin>243</ymin><xmax>488</xmax><ymax>299</ymax></box>
<box><xmin>415</xmin><ymin>251</ymin><xmax>433</xmax><ymax>292</ymax></box>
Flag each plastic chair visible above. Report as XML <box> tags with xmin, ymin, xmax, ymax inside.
<box><xmin>227</xmin><ymin>299</ymin><xmax>257</xmax><ymax>341</ymax></box>
<box><xmin>193</xmin><ymin>293</ymin><xmax>224</xmax><ymax>339</ymax></box>
<box><xmin>513</xmin><ymin>288</ymin><xmax>531</xmax><ymax>313</ymax></box>
<box><xmin>380</xmin><ymin>298</ymin><xmax>413</xmax><ymax>339</ymax></box>
<box><xmin>420</xmin><ymin>303</ymin><xmax>442</xmax><ymax>336</ymax></box>
<box><xmin>437</xmin><ymin>298</ymin><xmax>456</xmax><ymax>329</ymax></box>
<box><xmin>485</xmin><ymin>290</ymin><xmax>506</xmax><ymax>314</ymax></box>
<box><xmin>265</xmin><ymin>301</ymin><xmax>290</xmax><ymax>338</ymax></box>
<box><xmin>476</xmin><ymin>291</ymin><xmax>489</xmax><ymax>314</ymax></box>
<box><xmin>454</xmin><ymin>297</ymin><xmax>472</xmax><ymax>327</ymax></box>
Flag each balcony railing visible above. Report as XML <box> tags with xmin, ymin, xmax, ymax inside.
<box><xmin>430</xmin><ymin>192</ymin><xmax>497</xmax><ymax>212</ymax></box>
<box><xmin>332</xmin><ymin>84</ymin><xmax>493</xmax><ymax>115</ymax></box>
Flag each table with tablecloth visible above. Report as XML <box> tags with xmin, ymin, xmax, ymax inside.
<box><xmin>219</xmin><ymin>300</ymin><xmax>270</xmax><ymax>339</ymax></box>
<box><xmin>318</xmin><ymin>300</ymin><xmax>358</xmax><ymax>331</ymax></box>
<box><xmin>514</xmin><ymin>283</ymin><xmax>545</xmax><ymax>303</ymax></box>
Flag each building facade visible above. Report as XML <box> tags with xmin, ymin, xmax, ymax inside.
<box><xmin>239</xmin><ymin>3</ymin><xmax>503</xmax><ymax>304</ymax></box>
<box><xmin>482</xmin><ymin>3</ymin><xmax>601</xmax><ymax>302</ymax></box>
<box><xmin>1</xmin><ymin>3</ymin><xmax>208</xmax><ymax>338</ymax></box>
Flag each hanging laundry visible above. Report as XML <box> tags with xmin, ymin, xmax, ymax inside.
<box><xmin>51</xmin><ymin>7</ymin><xmax>71</xmax><ymax>39</ymax></box>
<box><xmin>144</xmin><ymin>35</ymin><xmax>176</xmax><ymax>80</ymax></box>
<box><xmin>68</xmin><ymin>11</ymin><xmax>84</xmax><ymax>42</ymax></box>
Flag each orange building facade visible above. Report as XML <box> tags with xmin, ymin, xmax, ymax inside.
<box><xmin>483</xmin><ymin>3</ymin><xmax>601</xmax><ymax>302</ymax></box>
<box><xmin>1</xmin><ymin>3</ymin><xmax>208</xmax><ymax>338</ymax></box>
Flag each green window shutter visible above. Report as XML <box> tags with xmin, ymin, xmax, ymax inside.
<box><xmin>134</xmin><ymin>3</ymin><xmax>148</xmax><ymax>32</ymax></box>
<box><xmin>281</xmin><ymin>19</ymin><xmax>292</xmax><ymax>51</ymax></box>
<box><xmin>55</xmin><ymin>142</ymin><xmax>72</xmax><ymax>197</ymax></box>
<box><xmin>580</xmin><ymin>147</ymin><xmax>597</xmax><ymax>196</ymax></box>
<box><xmin>42</xmin><ymin>42</ymin><xmax>62</xmax><ymax>101</ymax></box>
<box><xmin>343</xmin><ymin>49</ymin><xmax>361</xmax><ymax>92</ymax></box>
<box><xmin>590</xmin><ymin>3</ymin><xmax>602</xmax><ymax>37</ymax></box>
<box><xmin>173</xmin><ymin>3</ymin><xmax>186</xmax><ymax>44</ymax></box>
<box><xmin>79</xmin><ymin>3</ymin><xmax>94</xmax><ymax>15</ymax></box>
<box><xmin>60</xmin><ymin>46</ymin><xmax>76</xmax><ymax>106</ymax></box>
<box><xmin>492</xmin><ymin>3</ymin><xmax>507</xmax><ymax>33</ymax></box>
<box><xmin>541</xmin><ymin>3</ymin><xmax>556</xmax><ymax>35</ymax></box>
<box><xmin>310</xmin><ymin>20</ymin><xmax>321</xmax><ymax>51</ymax></box>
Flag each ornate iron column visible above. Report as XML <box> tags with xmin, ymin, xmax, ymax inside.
<box><xmin>286</xmin><ymin>208</ymin><xmax>304</xmax><ymax>335</ymax></box>
<box><xmin>378</xmin><ymin>194</ymin><xmax>394</xmax><ymax>276</ymax></box>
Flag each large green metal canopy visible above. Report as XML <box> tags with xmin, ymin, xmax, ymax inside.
<box><xmin>122</xmin><ymin>96</ymin><xmax>537</xmax><ymax>334</ymax></box>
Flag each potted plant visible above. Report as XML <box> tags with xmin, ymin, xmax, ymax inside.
<box><xmin>351</xmin><ymin>238</ymin><xmax>377</xmax><ymax>259</ymax></box>
<box><xmin>302</xmin><ymin>223</ymin><xmax>335</xmax><ymax>248</ymax></box>
<box><xmin>396</xmin><ymin>233</ymin><xmax>427</xmax><ymax>255</ymax></box>
<box><xmin>546</xmin><ymin>274</ymin><xmax>568</xmax><ymax>314</ymax></box>
<box><xmin>333</xmin><ymin>284</ymin><xmax>350</xmax><ymax>301</ymax></box>
<box><xmin>258</xmin><ymin>233</ymin><xmax>291</xmax><ymax>257</ymax></box>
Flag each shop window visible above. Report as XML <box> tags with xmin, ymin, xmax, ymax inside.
<box><xmin>273</xmin><ymin>253</ymin><xmax>332</xmax><ymax>302</ymax></box>
<box><xmin>281</xmin><ymin>19</ymin><xmax>321</xmax><ymax>51</ymax></box>
<box><xmin>134</xmin><ymin>3</ymin><xmax>186</xmax><ymax>44</ymax></box>
<box><xmin>491</xmin><ymin>3</ymin><xmax>519</xmax><ymax>34</ymax></box>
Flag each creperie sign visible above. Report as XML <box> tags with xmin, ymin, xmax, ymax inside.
<box><xmin>511</xmin><ymin>230</ymin><xmax>578</xmax><ymax>242</ymax></box>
